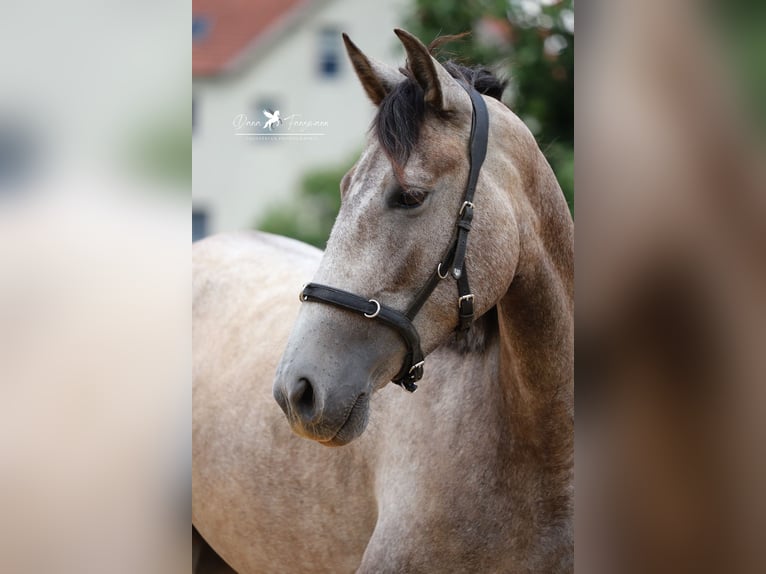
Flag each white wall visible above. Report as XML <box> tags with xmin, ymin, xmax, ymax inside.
<box><xmin>192</xmin><ymin>0</ymin><xmax>408</xmax><ymax>236</ymax></box>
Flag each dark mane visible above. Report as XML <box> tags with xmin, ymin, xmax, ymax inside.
<box><xmin>374</xmin><ymin>60</ymin><xmax>507</xmax><ymax>169</ymax></box>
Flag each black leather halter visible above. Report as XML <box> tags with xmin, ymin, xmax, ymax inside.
<box><xmin>299</xmin><ymin>83</ymin><xmax>489</xmax><ymax>392</ymax></box>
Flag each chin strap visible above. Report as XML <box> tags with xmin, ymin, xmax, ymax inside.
<box><xmin>298</xmin><ymin>83</ymin><xmax>489</xmax><ymax>392</ymax></box>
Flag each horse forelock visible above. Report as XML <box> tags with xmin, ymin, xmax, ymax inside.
<box><xmin>373</xmin><ymin>60</ymin><xmax>507</xmax><ymax>174</ymax></box>
<box><xmin>374</xmin><ymin>77</ymin><xmax>426</xmax><ymax>172</ymax></box>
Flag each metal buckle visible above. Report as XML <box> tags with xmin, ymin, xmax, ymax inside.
<box><xmin>457</xmin><ymin>293</ymin><xmax>474</xmax><ymax>307</ymax></box>
<box><xmin>459</xmin><ymin>201</ymin><xmax>474</xmax><ymax>216</ymax></box>
<box><xmin>363</xmin><ymin>299</ymin><xmax>381</xmax><ymax>319</ymax></box>
<box><xmin>408</xmin><ymin>360</ymin><xmax>425</xmax><ymax>374</ymax></box>
<box><xmin>298</xmin><ymin>283</ymin><xmax>308</xmax><ymax>302</ymax></box>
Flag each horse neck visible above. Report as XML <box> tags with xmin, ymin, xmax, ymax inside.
<box><xmin>495</xmin><ymin>144</ymin><xmax>574</xmax><ymax>489</ymax></box>
<box><xmin>426</xmin><ymin>153</ymin><xmax>573</xmax><ymax>566</ymax></box>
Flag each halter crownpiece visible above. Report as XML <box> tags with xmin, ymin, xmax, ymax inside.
<box><xmin>299</xmin><ymin>82</ymin><xmax>489</xmax><ymax>392</ymax></box>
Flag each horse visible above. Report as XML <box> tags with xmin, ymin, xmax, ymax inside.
<box><xmin>192</xmin><ymin>29</ymin><xmax>573</xmax><ymax>573</ymax></box>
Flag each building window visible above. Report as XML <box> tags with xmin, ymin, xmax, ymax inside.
<box><xmin>193</xmin><ymin>16</ymin><xmax>210</xmax><ymax>42</ymax></box>
<box><xmin>317</xmin><ymin>27</ymin><xmax>341</xmax><ymax>78</ymax></box>
<box><xmin>192</xmin><ymin>209</ymin><xmax>208</xmax><ymax>242</ymax></box>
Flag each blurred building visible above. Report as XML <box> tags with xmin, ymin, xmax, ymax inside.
<box><xmin>192</xmin><ymin>0</ymin><xmax>406</xmax><ymax>240</ymax></box>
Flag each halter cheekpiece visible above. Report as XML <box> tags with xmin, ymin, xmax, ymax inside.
<box><xmin>299</xmin><ymin>82</ymin><xmax>490</xmax><ymax>392</ymax></box>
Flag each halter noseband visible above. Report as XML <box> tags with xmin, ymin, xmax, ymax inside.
<box><xmin>299</xmin><ymin>83</ymin><xmax>489</xmax><ymax>392</ymax></box>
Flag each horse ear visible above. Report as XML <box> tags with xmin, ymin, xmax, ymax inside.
<box><xmin>342</xmin><ymin>33</ymin><xmax>402</xmax><ymax>106</ymax></box>
<box><xmin>394</xmin><ymin>28</ymin><xmax>464</xmax><ymax>112</ymax></box>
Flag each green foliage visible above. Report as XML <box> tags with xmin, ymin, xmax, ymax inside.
<box><xmin>257</xmin><ymin>158</ymin><xmax>350</xmax><ymax>248</ymax></box>
<box><xmin>406</xmin><ymin>0</ymin><xmax>574</xmax><ymax>214</ymax></box>
<box><xmin>709</xmin><ymin>0</ymin><xmax>766</xmax><ymax>136</ymax></box>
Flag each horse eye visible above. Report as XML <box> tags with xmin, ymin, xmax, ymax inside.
<box><xmin>394</xmin><ymin>188</ymin><xmax>428</xmax><ymax>209</ymax></box>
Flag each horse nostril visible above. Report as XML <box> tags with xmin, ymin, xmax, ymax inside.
<box><xmin>289</xmin><ymin>377</ymin><xmax>316</xmax><ymax>420</ymax></box>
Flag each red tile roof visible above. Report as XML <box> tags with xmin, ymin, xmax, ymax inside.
<box><xmin>193</xmin><ymin>0</ymin><xmax>308</xmax><ymax>77</ymax></box>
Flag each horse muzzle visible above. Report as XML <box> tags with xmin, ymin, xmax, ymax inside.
<box><xmin>273</xmin><ymin>372</ymin><xmax>371</xmax><ymax>446</ymax></box>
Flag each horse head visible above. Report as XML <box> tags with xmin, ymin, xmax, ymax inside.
<box><xmin>273</xmin><ymin>29</ymin><xmax>532</xmax><ymax>445</ymax></box>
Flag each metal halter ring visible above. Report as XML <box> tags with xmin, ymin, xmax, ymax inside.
<box><xmin>409</xmin><ymin>360</ymin><xmax>425</xmax><ymax>374</ymax></box>
<box><xmin>437</xmin><ymin>262</ymin><xmax>450</xmax><ymax>279</ymax></box>
<box><xmin>459</xmin><ymin>201</ymin><xmax>475</xmax><ymax>216</ymax></box>
<box><xmin>298</xmin><ymin>283</ymin><xmax>308</xmax><ymax>302</ymax></box>
<box><xmin>363</xmin><ymin>299</ymin><xmax>381</xmax><ymax>319</ymax></box>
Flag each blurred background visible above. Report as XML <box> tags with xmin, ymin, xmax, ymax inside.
<box><xmin>576</xmin><ymin>1</ymin><xmax>766</xmax><ymax>573</ymax></box>
<box><xmin>192</xmin><ymin>0</ymin><xmax>574</xmax><ymax>246</ymax></box>
<box><xmin>0</xmin><ymin>1</ymin><xmax>189</xmax><ymax>574</ymax></box>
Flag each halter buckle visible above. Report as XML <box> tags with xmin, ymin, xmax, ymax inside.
<box><xmin>299</xmin><ymin>283</ymin><xmax>308</xmax><ymax>302</ymax></box>
<box><xmin>457</xmin><ymin>293</ymin><xmax>474</xmax><ymax>306</ymax></box>
<box><xmin>457</xmin><ymin>293</ymin><xmax>475</xmax><ymax>331</ymax></box>
<box><xmin>459</xmin><ymin>201</ymin><xmax>475</xmax><ymax>216</ymax></box>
